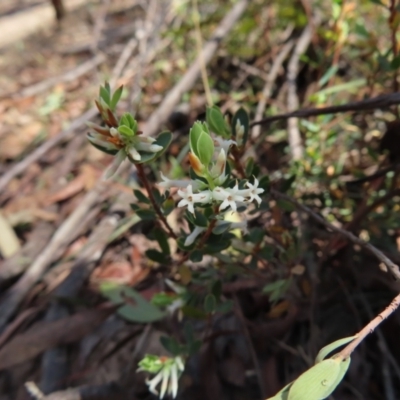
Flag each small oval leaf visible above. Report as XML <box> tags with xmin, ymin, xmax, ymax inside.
<box><xmin>288</xmin><ymin>359</ymin><xmax>341</xmax><ymax>400</ymax></box>
<box><xmin>315</xmin><ymin>336</ymin><xmax>356</xmax><ymax>363</ymax></box>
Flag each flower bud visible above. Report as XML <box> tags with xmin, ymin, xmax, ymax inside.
<box><xmin>188</xmin><ymin>152</ymin><xmax>205</xmax><ymax>176</ymax></box>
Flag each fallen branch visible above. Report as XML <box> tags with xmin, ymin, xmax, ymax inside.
<box><xmin>251</xmin><ymin>39</ymin><xmax>294</xmax><ymax>140</ymax></box>
<box><xmin>250</xmin><ymin>91</ymin><xmax>400</xmax><ymax>127</ymax></box>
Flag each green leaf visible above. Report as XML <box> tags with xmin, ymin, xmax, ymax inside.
<box><xmin>130</xmin><ymin>203</ymin><xmax>141</xmax><ymax>212</ymax></box>
<box><xmin>162</xmin><ymin>198</ymin><xmax>175</xmax><ymax>216</ymax></box>
<box><xmin>248</xmin><ymin>227</ymin><xmax>264</xmax><ymax>243</ymax></box>
<box><xmin>258</xmin><ymin>175</ymin><xmax>270</xmax><ymax>192</ymax></box>
<box><xmin>231</xmin><ymin>108</ymin><xmax>249</xmax><ymax>146</ymax></box>
<box><xmin>189</xmin><ymin>250</ymin><xmax>203</xmax><ymax>262</ymax></box>
<box><xmin>245</xmin><ymin>157</ymin><xmax>255</xmax><ymax>177</ymax></box>
<box><xmin>136</xmin><ymin>209</ymin><xmax>156</xmax><ymax>220</ymax></box>
<box><xmin>88</xmin><ymin>140</ymin><xmax>119</xmax><ymax>155</ymax></box>
<box><xmin>203</xmin><ymin>238</ymin><xmax>231</xmax><ymax>253</ymax></box>
<box><xmin>99</xmin><ymin>85</ymin><xmax>110</xmax><ymax>105</ymax></box>
<box><xmin>267</xmin><ymin>382</ymin><xmax>293</xmax><ymax>400</ymax></box>
<box><xmin>193</xmin><ymin>211</ymin><xmax>208</xmax><ymax>228</ymax></box>
<box><xmin>100</xmin><ymin>283</ymin><xmax>165</xmax><ymax>323</ymax></box>
<box><xmin>181</xmin><ymin>305</ymin><xmax>207</xmax><ymax>319</ymax></box>
<box><xmin>259</xmin><ymin>246</ymin><xmax>274</xmax><ymax>261</ymax></box>
<box><xmin>315</xmin><ymin>336</ymin><xmax>356</xmax><ymax>363</ymax></box>
<box><xmin>211</xmin><ymin>280</ymin><xmax>222</xmax><ymax>299</ymax></box>
<box><xmin>136</xmin><ymin>131</ymin><xmax>173</xmax><ymax>164</ymax></box>
<box><xmin>152</xmin><ymin>188</ymin><xmax>163</xmax><ymax>205</ymax></box>
<box><xmin>329</xmin><ymin>356</ymin><xmax>351</xmax><ymax>392</ymax></box>
<box><xmin>188</xmin><ymin>339</ymin><xmax>202</xmax><ymax>355</ymax></box>
<box><xmin>99</xmin><ymin>281</ymin><xmax>124</xmax><ymax>304</ymax></box>
<box><xmin>133</xmin><ymin>189</ymin><xmax>150</xmax><ymax>204</ymax></box>
<box><xmin>118</xmin><ymin>125</ymin><xmax>134</xmax><ymax>137</ymax></box>
<box><xmin>189</xmin><ymin>122</ymin><xmax>204</xmax><ymax>157</ymax></box>
<box><xmin>110</xmin><ymin>86</ymin><xmax>123</xmax><ymax>110</ymax></box>
<box><xmin>280</xmin><ymin>175</ymin><xmax>296</xmax><ymax>192</ymax></box>
<box><xmin>204</xmin><ymin>294</ymin><xmax>216</xmax><ymax>313</ymax></box>
<box><xmin>288</xmin><ymin>359</ymin><xmax>341</xmax><ymax>400</ymax></box>
<box><xmin>160</xmin><ymin>336</ymin><xmax>182</xmax><ymax>356</ymax></box>
<box><xmin>263</xmin><ymin>278</ymin><xmax>292</xmax><ymax>302</ymax></box>
<box><xmin>215</xmin><ymin>300</ymin><xmax>234</xmax><ymax>313</ymax></box>
<box><xmin>212</xmin><ymin>221</ymin><xmax>231</xmax><ymax>235</ymax></box>
<box><xmin>152</xmin><ymin>228</ymin><xmax>170</xmax><ymax>255</ymax></box>
<box><xmin>206</xmin><ymin>106</ymin><xmax>231</xmax><ymax>137</ymax></box>
<box><xmin>146</xmin><ymin>249</ymin><xmax>168</xmax><ymax>264</ymax></box>
<box><xmin>151</xmin><ymin>292</ymin><xmax>178</xmax><ymax>307</ymax></box>
<box><xmin>197</xmin><ymin>131</ymin><xmax>214</xmax><ymax>166</ymax></box>
<box><xmin>391</xmin><ymin>55</ymin><xmax>400</xmax><ymax>70</ymax></box>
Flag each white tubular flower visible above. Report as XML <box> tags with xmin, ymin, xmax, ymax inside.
<box><xmin>138</xmin><ymin>355</ymin><xmax>185</xmax><ymax>399</ymax></box>
<box><xmin>136</xmin><ymin>136</ymin><xmax>163</xmax><ymax>153</ymax></box>
<box><xmin>177</xmin><ymin>185</ymin><xmax>196</xmax><ymax>214</ymax></box>
<box><xmin>210</xmin><ymin>148</ymin><xmax>227</xmax><ymax>185</ymax></box>
<box><xmin>213</xmin><ymin>184</ymin><xmax>245</xmax><ymax>212</ymax></box>
<box><xmin>184</xmin><ymin>226</ymin><xmax>206</xmax><ymax>246</ymax></box>
<box><xmin>104</xmin><ymin>149</ymin><xmax>126</xmax><ymax>179</ymax></box>
<box><xmin>235</xmin><ymin>119</ymin><xmax>245</xmax><ymax>146</ymax></box>
<box><xmin>128</xmin><ymin>146</ymin><xmax>141</xmax><ymax>161</ymax></box>
<box><xmin>214</xmin><ymin>137</ymin><xmax>237</xmax><ymax>154</ymax></box>
<box><xmin>158</xmin><ymin>173</ymin><xmax>204</xmax><ymax>191</ymax></box>
<box><xmin>177</xmin><ymin>185</ymin><xmax>212</xmax><ymax>214</ymax></box>
<box><xmin>245</xmin><ymin>177</ymin><xmax>264</xmax><ymax>205</ymax></box>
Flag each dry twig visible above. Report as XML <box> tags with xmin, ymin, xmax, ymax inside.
<box><xmin>144</xmin><ymin>0</ymin><xmax>249</xmax><ymax>137</ymax></box>
<box><xmin>251</xmin><ymin>39</ymin><xmax>295</xmax><ymax>140</ymax></box>
<box><xmin>271</xmin><ymin>189</ymin><xmax>400</xmax><ymax>280</ymax></box>
<box><xmin>250</xmin><ymin>92</ymin><xmax>400</xmax><ymax>127</ymax></box>
<box><xmin>286</xmin><ymin>23</ymin><xmax>314</xmax><ymax>160</ymax></box>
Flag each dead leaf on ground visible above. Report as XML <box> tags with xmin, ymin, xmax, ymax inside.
<box><xmin>0</xmin><ymin>306</ymin><xmax>113</xmax><ymax>370</ymax></box>
<box><xmin>0</xmin><ymin>211</ymin><xmax>20</xmax><ymax>258</ymax></box>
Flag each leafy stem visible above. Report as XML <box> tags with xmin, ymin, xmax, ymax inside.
<box><xmin>135</xmin><ymin>162</ymin><xmax>177</xmax><ymax>239</ymax></box>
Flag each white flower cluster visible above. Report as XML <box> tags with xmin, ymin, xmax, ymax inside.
<box><xmin>160</xmin><ymin>176</ymin><xmax>263</xmax><ymax>214</ymax></box>
<box><xmin>138</xmin><ymin>355</ymin><xmax>184</xmax><ymax>399</ymax></box>
<box><xmin>159</xmin><ymin>126</ymin><xmax>264</xmax><ymax>246</ymax></box>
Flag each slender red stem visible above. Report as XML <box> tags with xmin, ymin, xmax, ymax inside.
<box><xmin>135</xmin><ymin>163</ymin><xmax>177</xmax><ymax>239</ymax></box>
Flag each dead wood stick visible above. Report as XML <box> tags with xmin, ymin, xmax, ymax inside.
<box><xmin>10</xmin><ymin>53</ymin><xmax>106</xmax><ymax>99</ymax></box>
<box><xmin>286</xmin><ymin>23</ymin><xmax>314</xmax><ymax>160</ymax></box>
<box><xmin>251</xmin><ymin>39</ymin><xmax>295</xmax><ymax>140</ymax></box>
<box><xmin>250</xmin><ymin>91</ymin><xmax>400</xmax><ymax>127</ymax></box>
<box><xmin>0</xmin><ymin>182</ymin><xmax>109</xmax><ymax>332</ymax></box>
<box><xmin>40</xmin><ymin>191</ymin><xmax>132</xmax><ymax>393</ymax></box>
<box><xmin>144</xmin><ymin>0</ymin><xmax>249</xmax><ymax>137</ymax></box>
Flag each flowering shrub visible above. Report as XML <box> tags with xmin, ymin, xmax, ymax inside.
<box><xmin>87</xmin><ymin>84</ymin><xmax>271</xmax><ymax>397</ymax></box>
<box><xmin>87</xmin><ymin>83</ymin><xmax>367</xmax><ymax>400</ymax></box>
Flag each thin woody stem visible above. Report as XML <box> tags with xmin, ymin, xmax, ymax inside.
<box><xmin>178</xmin><ymin>219</ymin><xmax>217</xmax><ymax>265</ymax></box>
<box><xmin>338</xmin><ymin>292</ymin><xmax>400</xmax><ymax>359</ymax></box>
<box><xmin>231</xmin><ymin>146</ymin><xmax>247</xmax><ymax>179</ymax></box>
<box><xmin>135</xmin><ymin>163</ymin><xmax>177</xmax><ymax>239</ymax></box>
